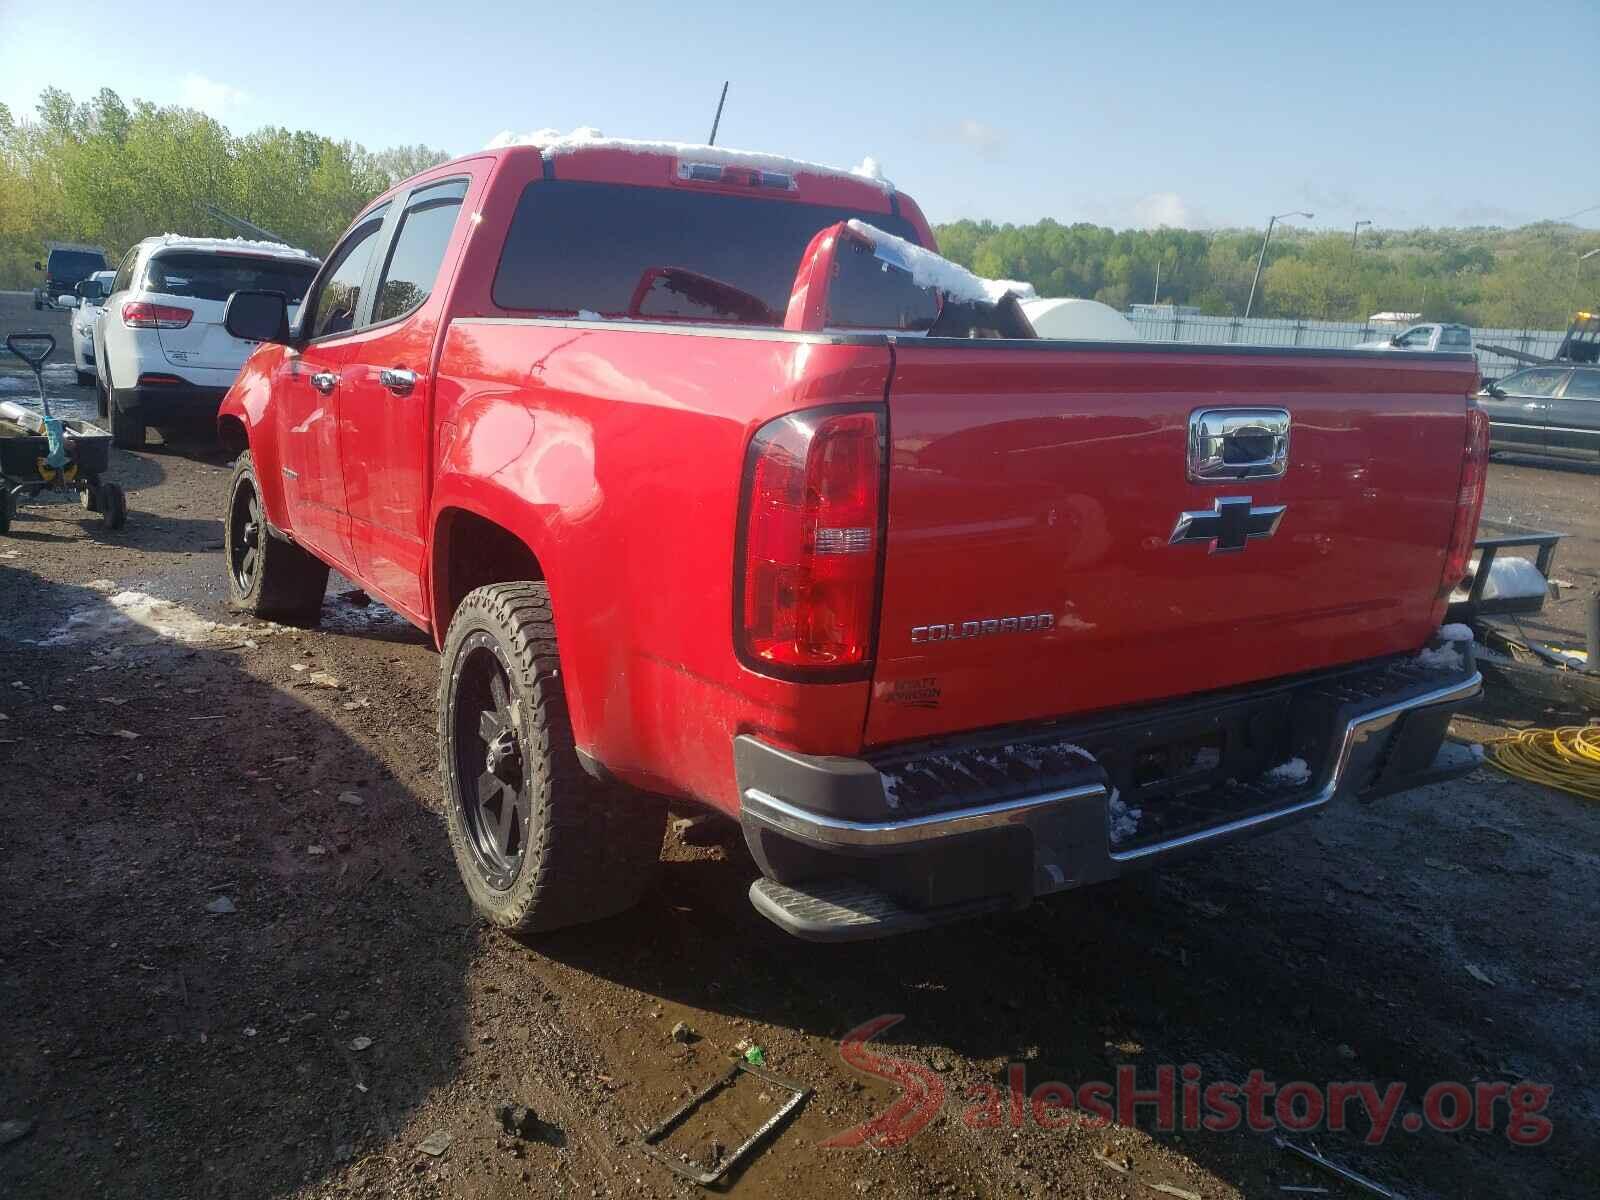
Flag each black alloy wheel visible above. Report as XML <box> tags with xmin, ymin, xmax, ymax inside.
<box><xmin>450</xmin><ymin>633</ymin><xmax>531</xmax><ymax>891</ymax></box>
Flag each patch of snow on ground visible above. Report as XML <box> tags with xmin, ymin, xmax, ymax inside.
<box><xmin>1265</xmin><ymin>757</ymin><xmax>1313</xmax><ymax>786</ymax></box>
<box><xmin>846</xmin><ymin>220</ymin><xmax>1036</xmax><ymax>305</ymax></box>
<box><xmin>39</xmin><ymin>589</ymin><xmax>217</xmax><ymax>646</ymax></box>
<box><xmin>485</xmin><ymin>127</ymin><xmax>895</xmax><ymax>190</ymax></box>
<box><xmin>1417</xmin><ymin>643</ymin><xmax>1464</xmax><ymax>671</ymax></box>
<box><xmin>1438</xmin><ymin>623</ymin><xmax>1475</xmax><ymax>642</ymax></box>
<box><xmin>33</xmin><ymin>582</ymin><xmax>253</xmax><ymax>647</ymax></box>
<box><xmin>1108</xmin><ymin>789</ymin><xmax>1142</xmax><ymax>845</ymax></box>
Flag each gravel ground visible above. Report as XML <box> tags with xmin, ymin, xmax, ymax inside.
<box><xmin>2</xmin><ymin>311</ymin><xmax>1597</xmax><ymax>1200</ymax></box>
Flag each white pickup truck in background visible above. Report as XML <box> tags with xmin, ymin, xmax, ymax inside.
<box><xmin>1357</xmin><ymin>322</ymin><xmax>1474</xmax><ymax>353</ymax></box>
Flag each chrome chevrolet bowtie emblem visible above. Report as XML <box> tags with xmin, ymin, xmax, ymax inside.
<box><xmin>1169</xmin><ymin>496</ymin><xmax>1286</xmax><ymax>554</ymax></box>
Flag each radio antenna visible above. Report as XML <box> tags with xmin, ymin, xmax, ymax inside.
<box><xmin>707</xmin><ymin>81</ymin><xmax>729</xmax><ymax>145</ymax></box>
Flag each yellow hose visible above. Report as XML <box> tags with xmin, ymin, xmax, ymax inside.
<box><xmin>1486</xmin><ymin>726</ymin><xmax>1600</xmax><ymax>802</ymax></box>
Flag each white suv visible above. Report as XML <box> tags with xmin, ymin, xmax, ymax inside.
<box><xmin>94</xmin><ymin>236</ymin><xmax>320</xmax><ymax>447</ymax></box>
<box><xmin>70</xmin><ymin>269</ymin><xmax>116</xmax><ymax>385</ymax></box>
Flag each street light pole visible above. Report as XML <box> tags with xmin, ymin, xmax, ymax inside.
<box><xmin>1352</xmin><ymin>219</ymin><xmax>1371</xmax><ymax>250</ymax></box>
<box><xmin>1577</xmin><ymin>247</ymin><xmax>1600</xmax><ymax>294</ymax></box>
<box><xmin>1245</xmin><ymin>210</ymin><xmax>1313</xmax><ymax>318</ymax></box>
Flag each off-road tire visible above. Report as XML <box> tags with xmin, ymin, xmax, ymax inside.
<box><xmin>0</xmin><ymin>489</ymin><xmax>13</xmax><ymax>535</ymax></box>
<box><xmin>108</xmin><ymin>387</ymin><xmax>145</xmax><ymax>449</ymax></box>
<box><xmin>439</xmin><ymin>582</ymin><xmax>668</xmax><ymax>935</ymax></box>
<box><xmin>225</xmin><ymin>451</ymin><xmax>327</xmax><ymax>621</ymax></box>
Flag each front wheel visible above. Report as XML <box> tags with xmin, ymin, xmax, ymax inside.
<box><xmin>439</xmin><ymin>582</ymin><xmax>667</xmax><ymax>935</ymax></box>
<box><xmin>224</xmin><ymin>451</ymin><xmax>327</xmax><ymax>621</ymax></box>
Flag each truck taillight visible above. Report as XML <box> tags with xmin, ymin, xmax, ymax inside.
<box><xmin>123</xmin><ymin>301</ymin><xmax>193</xmax><ymax>329</ymax></box>
<box><xmin>1440</xmin><ymin>405</ymin><xmax>1489</xmax><ymax>598</ymax></box>
<box><xmin>738</xmin><ymin>407</ymin><xmax>884</xmax><ymax>678</ymax></box>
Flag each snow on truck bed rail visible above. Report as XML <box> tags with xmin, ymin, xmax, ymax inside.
<box><xmin>485</xmin><ymin>127</ymin><xmax>893</xmax><ymax>189</ymax></box>
<box><xmin>846</xmin><ymin>220</ymin><xmax>1035</xmax><ymax>306</ymax></box>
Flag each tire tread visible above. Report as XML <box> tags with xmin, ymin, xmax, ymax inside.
<box><xmin>438</xmin><ymin>582</ymin><xmax>666</xmax><ymax>934</ymax></box>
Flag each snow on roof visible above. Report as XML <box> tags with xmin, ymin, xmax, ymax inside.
<box><xmin>846</xmin><ymin>220</ymin><xmax>1036</xmax><ymax>305</ymax></box>
<box><xmin>484</xmin><ymin>127</ymin><xmax>893</xmax><ymax>190</ymax></box>
<box><xmin>143</xmin><ymin>234</ymin><xmax>316</xmax><ymax>260</ymax></box>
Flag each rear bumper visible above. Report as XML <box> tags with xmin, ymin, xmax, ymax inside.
<box><xmin>119</xmin><ymin>383</ymin><xmax>230</xmax><ymax>422</ymax></box>
<box><xmin>738</xmin><ymin>647</ymin><xmax>1482</xmax><ymax>940</ymax></box>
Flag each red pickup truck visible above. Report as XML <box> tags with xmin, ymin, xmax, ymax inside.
<box><xmin>217</xmin><ymin>139</ymin><xmax>1487</xmax><ymax>941</ymax></box>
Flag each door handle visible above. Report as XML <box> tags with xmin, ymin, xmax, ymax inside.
<box><xmin>310</xmin><ymin>371</ymin><xmax>338</xmax><ymax>395</ymax></box>
<box><xmin>379</xmin><ymin>367</ymin><xmax>418</xmax><ymax>395</ymax></box>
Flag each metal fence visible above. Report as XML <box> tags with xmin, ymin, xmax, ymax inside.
<box><xmin>1123</xmin><ymin>312</ymin><xmax>1565</xmax><ymax>380</ymax></box>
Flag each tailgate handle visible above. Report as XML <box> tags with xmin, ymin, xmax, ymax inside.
<box><xmin>1188</xmin><ymin>408</ymin><xmax>1290</xmax><ymax>482</ymax></box>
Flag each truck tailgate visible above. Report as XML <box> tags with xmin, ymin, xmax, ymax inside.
<box><xmin>865</xmin><ymin>343</ymin><xmax>1478</xmax><ymax>746</ymax></box>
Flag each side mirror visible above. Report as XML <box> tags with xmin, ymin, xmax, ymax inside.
<box><xmin>224</xmin><ymin>290</ymin><xmax>291</xmax><ymax>345</ymax></box>
<box><xmin>1389</xmin><ymin>336</ymin><xmax>1403</xmax><ymax>347</ymax></box>
<box><xmin>57</xmin><ymin>295</ymin><xmax>78</xmax><ymax>309</ymax></box>
<box><xmin>33</xmin><ymin>261</ymin><xmax>43</xmax><ymax>272</ymax></box>
<box><xmin>1484</xmin><ymin>383</ymin><xmax>1506</xmax><ymax>399</ymax></box>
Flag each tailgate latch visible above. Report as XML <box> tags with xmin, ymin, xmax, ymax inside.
<box><xmin>1187</xmin><ymin>408</ymin><xmax>1290</xmax><ymax>481</ymax></box>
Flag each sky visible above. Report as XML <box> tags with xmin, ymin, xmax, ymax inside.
<box><xmin>2</xmin><ymin>0</ymin><xmax>1597</xmax><ymax>233</ymax></box>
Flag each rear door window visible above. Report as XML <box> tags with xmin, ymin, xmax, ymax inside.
<box><xmin>1561</xmin><ymin>370</ymin><xmax>1600</xmax><ymax>400</ymax></box>
<box><xmin>492</xmin><ymin>180</ymin><xmax>923</xmax><ymax>322</ymax></box>
<box><xmin>372</xmin><ymin>178</ymin><xmax>468</xmax><ymax>324</ymax></box>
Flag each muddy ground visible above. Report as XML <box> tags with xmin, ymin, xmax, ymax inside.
<box><xmin>2</xmin><ymin>315</ymin><xmax>1597</xmax><ymax>1200</ymax></box>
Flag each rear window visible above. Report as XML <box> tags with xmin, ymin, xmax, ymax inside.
<box><xmin>143</xmin><ymin>252</ymin><xmax>318</xmax><ymax>304</ymax></box>
<box><xmin>48</xmin><ymin>250</ymin><xmax>107</xmax><ymax>281</ymax></box>
<box><xmin>492</xmin><ymin>180</ymin><xmax>923</xmax><ymax>323</ymax></box>
<box><xmin>1440</xmin><ymin>327</ymin><xmax>1471</xmax><ymax>348</ymax></box>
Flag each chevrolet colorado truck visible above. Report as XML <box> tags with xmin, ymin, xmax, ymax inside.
<box><xmin>216</xmin><ymin>138</ymin><xmax>1487</xmax><ymax>942</ymax></box>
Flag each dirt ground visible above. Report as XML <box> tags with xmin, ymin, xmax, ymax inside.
<box><xmin>2</xmin><ymin>306</ymin><xmax>1598</xmax><ymax>1200</ymax></box>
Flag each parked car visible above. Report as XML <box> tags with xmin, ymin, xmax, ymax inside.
<box><xmin>1356</xmin><ymin>322</ymin><xmax>1474</xmax><ymax>353</ymax></box>
<box><xmin>216</xmin><ymin>141</ymin><xmax>1487</xmax><ymax>942</ymax></box>
<box><xmin>1478</xmin><ymin>364</ymin><xmax>1600</xmax><ymax>460</ymax></box>
<box><xmin>32</xmin><ymin>242</ymin><xmax>109</xmax><ymax>310</ymax></box>
<box><xmin>94</xmin><ymin>235</ymin><xmax>320</xmax><ymax>447</ymax></box>
<box><xmin>69</xmin><ymin>270</ymin><xmax>117</xmax><ymax>386</ymax></box>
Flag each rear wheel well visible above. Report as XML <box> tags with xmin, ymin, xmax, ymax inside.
<box><xmin>218</xmin><ymin>415</ymin><xmax>248</xmax><ymax>457</ymax></box>
<box><xmin>433</xmin><ymin>508</ymin><xmax>544</xmax><ymax>634</ymax></box>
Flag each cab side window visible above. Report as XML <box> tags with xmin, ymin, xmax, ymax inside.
<box><xmin>305</xmin><ymin>204</ymin><xmax>391</xmax><ymax>341</ymax></box>
<box><xmin>373</xmin><ymin>179</ymin><xmax>468</xmax><ymax>324</ymax></box>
